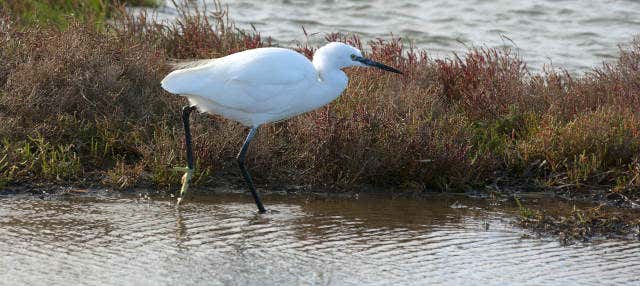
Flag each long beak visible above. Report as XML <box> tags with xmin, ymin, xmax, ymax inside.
<box><xmin>353</xmin><ymin>55</ymin><xmax>403</xmax><ymax>74</ymax></box>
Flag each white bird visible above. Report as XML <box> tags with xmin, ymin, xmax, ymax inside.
<box><xmin>161</xmin><ymin>42</ymin><xmax>402</xmax><ymax>213</ymax></box>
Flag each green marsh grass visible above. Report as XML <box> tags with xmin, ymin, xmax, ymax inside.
<box><xmin>0</xmin><ymin>0</ymin><xmax>161</xmax><ymax>28</ymax></box>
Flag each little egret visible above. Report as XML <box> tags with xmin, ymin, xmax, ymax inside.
<box><xmin>161</xmin><ymin>42</ymin><xmax>402</xmax><ymax>213</ymax></box>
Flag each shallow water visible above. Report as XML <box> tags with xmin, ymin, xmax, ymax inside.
<box><xmin>1</xmin><ymin>192</ymin><xmax>639</xmax><ymax>285</ymax></box>
<box><xmin>152</xmin><ymin>0</ymin><xmax>640</xmax><ymax>72</ymax></box>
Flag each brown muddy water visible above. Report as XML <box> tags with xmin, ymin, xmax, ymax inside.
<box><xmin>1</xmin><ymin>192</ymin><xmax>639</xmax><ymax>285</ymax></box>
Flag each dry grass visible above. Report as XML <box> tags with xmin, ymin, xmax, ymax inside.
<box><xmin>0</xmin><ymin>1</ymin><xmax>639</xmax><ymax>198</ymax></box>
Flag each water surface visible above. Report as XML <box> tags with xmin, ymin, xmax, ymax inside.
<box><xmin>1</xmin><ymin>192</ymin><xmax>639</xmax><ymax>285</ymax></box>
<box><xmin>151</xmin><ymin>0</ymin><xmax>640</xmax><ymax>72</ymax></box>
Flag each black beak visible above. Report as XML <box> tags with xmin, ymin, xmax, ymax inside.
<box><xmin>352</xmin><ymin>55</ymin><xmax>403</xmax><ymax>74</ymax></box>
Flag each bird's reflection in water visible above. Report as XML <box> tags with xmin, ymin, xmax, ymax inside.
<box><xmin>174</xmin><ymin>206</ymin><xmax>188</xmax><ymax>247</ymax></box>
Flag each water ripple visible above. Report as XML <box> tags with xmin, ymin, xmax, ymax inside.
<box><xmin>148</xmin><ymin>0</ymin><xmax>640</xmax><ymax>72</ymax></box>
<box><xmin>1</xmin><ymin>194</ymin><xmax>639</xmax><ymax>285</ymax></box>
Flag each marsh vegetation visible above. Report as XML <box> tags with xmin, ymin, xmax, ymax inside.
<box><xmin>1</xmin><ymin>1</ymin><xmax>639</xmax><ymax>211</ymax></box>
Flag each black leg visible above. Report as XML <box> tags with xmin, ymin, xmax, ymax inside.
<box><xmin>182</xmin><ymin>105</ymin><xmax>197</xmax><ymax>170</ymax></box>
<box><xmin>237</xmin><ymin>126</ymin><xmax>267</xmax><ymax>213</ymax></box>
<box><xmin>178</xmin><ymin>105</ymin><xmax>197</xmax><ymax>204</ymax></box>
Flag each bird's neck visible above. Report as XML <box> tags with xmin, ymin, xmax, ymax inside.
<box><xmin>312</xmin><ymin>63</ymin><xmax>348</xmax><ymax>109</ymax></box>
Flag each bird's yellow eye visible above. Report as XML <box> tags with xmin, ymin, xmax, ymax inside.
<box><xmin>350</xmin><ymin>54</ymin><xmax>357</xmax><ymax>60</ymax></box>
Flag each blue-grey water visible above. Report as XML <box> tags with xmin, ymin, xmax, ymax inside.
<box><xmin>1</xmin><ymin>192</ymin><xmax>639</xmax><ymax>285</ymax></box>
<box><xmin>150</xmin><ymin>0</ymin><xmax>640</xmax><ymax>72</ymax></box>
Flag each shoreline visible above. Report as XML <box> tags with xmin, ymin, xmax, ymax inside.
<box><xmin>1</xmin><ymin>1</ymin><xmax>640</xmax><ymax>242</ymax></box>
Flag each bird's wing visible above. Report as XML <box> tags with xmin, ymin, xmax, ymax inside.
<box><xmin>162</xmin><ymin>48</ymin><xmax>318</xmax><ymax>114</ymax></box>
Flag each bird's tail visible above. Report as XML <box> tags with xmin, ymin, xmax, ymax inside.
<box><xmin>161</xmin><ymin>59</ymin><xmax>218</xmax><ymax>94</ymax></box>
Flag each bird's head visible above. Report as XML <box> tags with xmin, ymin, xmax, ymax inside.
<box><xmin>313</xmin><ymin>42</ymin><xmax>402</xmax><ymax>74</ymax></box>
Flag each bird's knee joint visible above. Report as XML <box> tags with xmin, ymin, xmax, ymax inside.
<box><xmin>182</xmin><ymin>105</ymin><xmax>196</xmax><ymax>116</ymax></box>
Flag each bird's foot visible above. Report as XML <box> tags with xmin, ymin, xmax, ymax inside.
<box><xmin>173</xmin><ymin>166</ymin><xmax>194</xmax><ymax>205</ymax></box>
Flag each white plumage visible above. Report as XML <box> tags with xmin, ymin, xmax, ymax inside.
<box><xmin>161</xmin><ymin>42</ymin><xmax>367</xmax><ymax>126</ymax></box>
<box><xmin>162</xmin><ymin>42</ymin><xmax>401</xmax><ymax>212</ymax></box>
